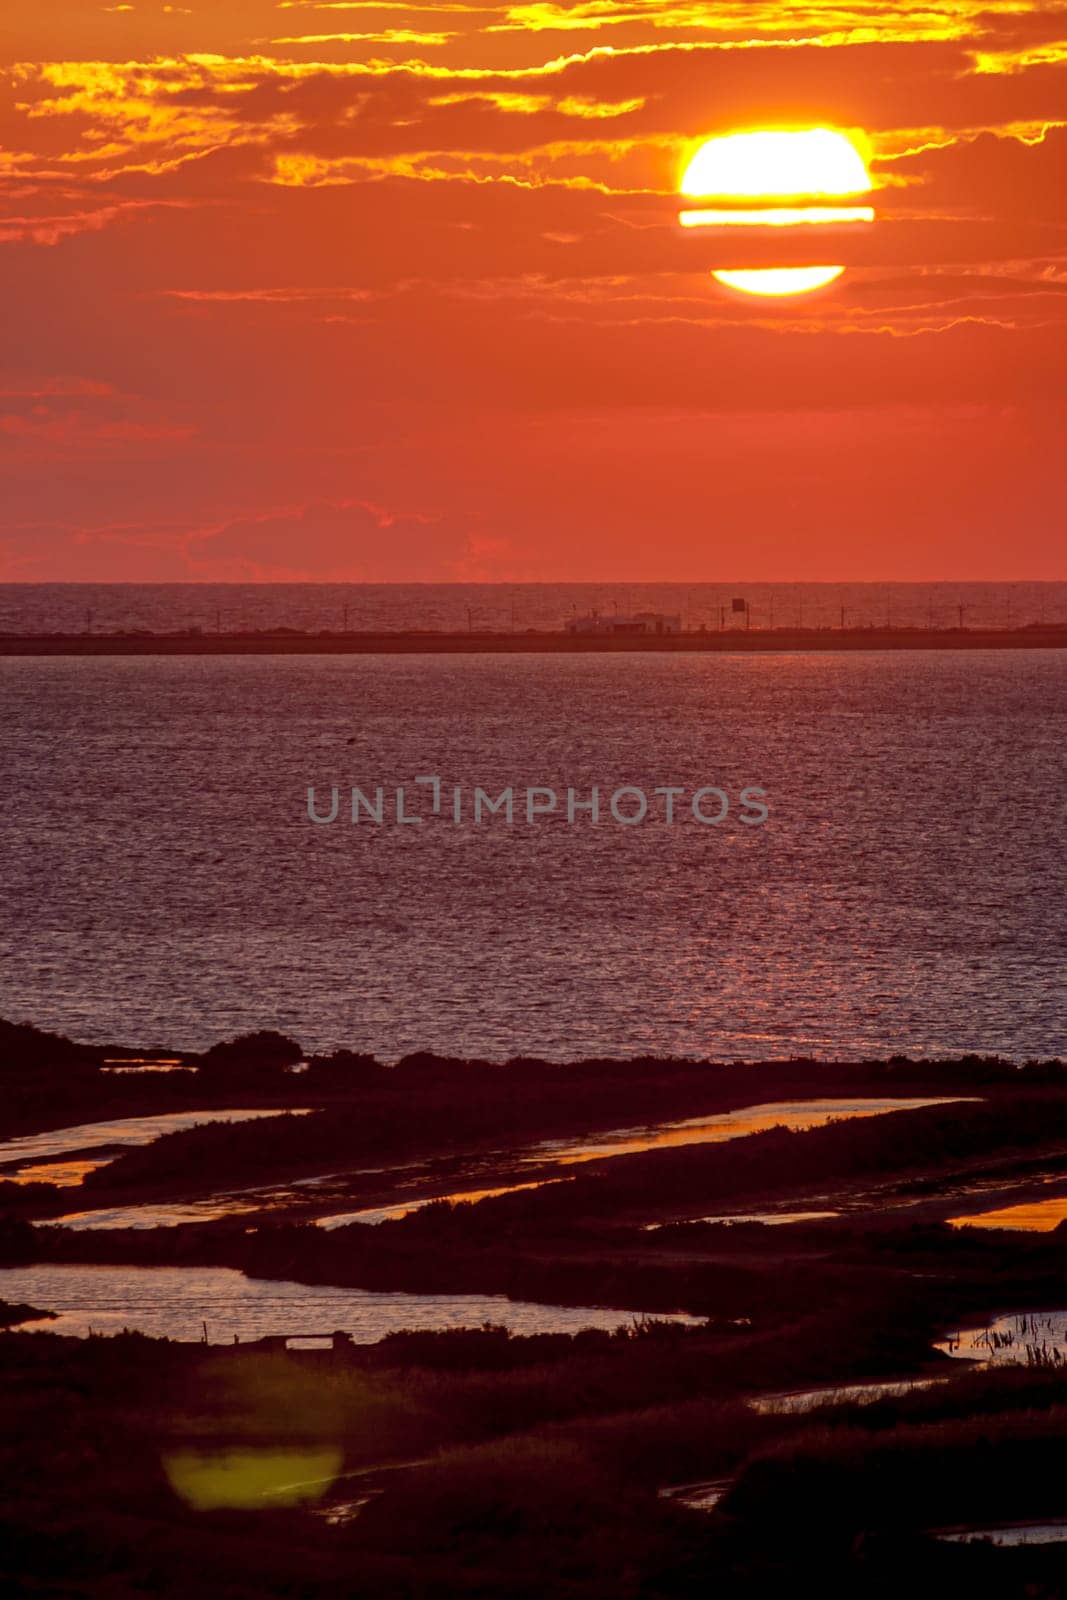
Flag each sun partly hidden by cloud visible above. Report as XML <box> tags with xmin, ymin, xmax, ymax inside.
<box><xmin>0</xmin><ymin>2</ymin><xmax>1065</xmax><ymax>580</ymax></box>
<box><xmin>678</xmin><ymin>127</ymin><xmax>873</xmax><ymax>295</ymax></box>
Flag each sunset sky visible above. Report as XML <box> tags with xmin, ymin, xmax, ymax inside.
<box><xmin>1</xmin><ymin>1</ymin><xmax>1065</xmax><ymax>581</ymax></box>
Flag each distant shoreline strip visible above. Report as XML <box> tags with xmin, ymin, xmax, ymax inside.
<box><xmin>2</xmin><ymin>628</ymin><xmax>1066</xmax><ymax>657</ymax></box>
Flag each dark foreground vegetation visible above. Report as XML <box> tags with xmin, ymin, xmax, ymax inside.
<box><xmin>2</xmin><ymin>1014</ymin><xmax>1061</xmax><ymax>1219</ymax></box>
<box><xmin>4</xmin><ymin>1021</ymin><xmax>1067</xmax><ymax>1595</ymax></box>
<box><xmin>3</xmin><ymin>1322</ymin><xmax>1067</xmax><ymax>1598</ymax></box>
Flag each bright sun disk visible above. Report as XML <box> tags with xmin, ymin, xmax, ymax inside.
<box><xmin>679</xmin><ymin>128</ymin><xmax>872</xmax><ymax>298</ymax></box>
<box><xmin>713</xmin><ymin>266</ymin><xmax>846</xmax><ymax>296</ymax></box>
<box><xmin>680</xmin><ymin>127</ymin><xmax>871</xmax><ymax>199</ymax></box>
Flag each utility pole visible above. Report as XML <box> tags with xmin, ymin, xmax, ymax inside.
<box><xmin>958</xmin><ymin>603</ymin><xmax>964</xmax><ymax>631</ymax></box>
<box><xmin>840</xmin><ymin>605</ymin><xmax>846</xmax><ymax>630</ymax></box>
<box><xmin>343</xmin><ymin>604</ymin><xmax>349</xmax><ymax>634</ymax></box>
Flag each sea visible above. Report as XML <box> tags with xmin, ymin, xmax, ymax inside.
<box><xmin>1</xmin><ymin>583</ymin><xmax>1065</xmax><ymax>1063</ymax></box>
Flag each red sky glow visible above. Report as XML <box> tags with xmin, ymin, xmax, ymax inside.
<box><xmin>1</xmin><ymin>1</ymin><xmax>1066</xmax><ymax>581</ymax></box>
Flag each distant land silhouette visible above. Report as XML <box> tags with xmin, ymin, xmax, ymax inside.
<box><xmin>4</xmin><ymin>622</ymin><xmax>1067</xmax><ymax>654</ymax></box>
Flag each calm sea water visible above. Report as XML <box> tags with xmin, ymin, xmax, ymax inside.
<box><xmin>2</xmin><ymin>581</ymin><xmax>1066</xmax><ymax>635</ymax></box>
<box><xmin>1</xmin><ymin>647</ymin><xmax>1064</xmax><ymax>1061</ymax></box>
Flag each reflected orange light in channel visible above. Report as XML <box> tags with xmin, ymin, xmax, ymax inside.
<box><xmin>950</xmin><ymin>1194</ymin><xmax>1067</xmax><ymax>1232</ymax></box>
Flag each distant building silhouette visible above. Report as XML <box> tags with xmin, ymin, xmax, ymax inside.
<box><xmin>565</xmin><ymin>610</ymin><xmax>681</xmax><ymax>637</ymax></box>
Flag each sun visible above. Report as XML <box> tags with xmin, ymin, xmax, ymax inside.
<box><xmin>713</xmin><ymin>266</ymin><xmax>846</xmax><ymax>296</ymax></box>
<box><xmin>678</xmin><ymin>128</ymin><xmax>873</xmax><ymax>297</ymax></box>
